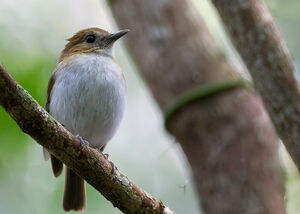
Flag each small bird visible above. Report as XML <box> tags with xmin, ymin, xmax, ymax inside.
<box><xmin>43</xmin><ymin>27</ymin><xmax>129</xmax><ymax>211</ymax></box>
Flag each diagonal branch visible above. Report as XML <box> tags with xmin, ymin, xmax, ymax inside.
<box><xmin>211</xmin><ymin>0</ymin><xmax>300</xmax><ymax>171</ymax></box>
<box><xmin>0</xmin><ymin>63</ymin><xmax>174</xmax><ymax>214</ymax></box>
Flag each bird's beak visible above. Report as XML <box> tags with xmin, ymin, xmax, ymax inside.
<box><xmin>106</xmin><ymin>29</ymin><xmax>130</xmax><ymax>44</ymax></box>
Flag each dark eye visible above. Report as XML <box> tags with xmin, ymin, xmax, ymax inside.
<box><xmin>85</xmin><ymin>35</ymin><xmax>96</xmax><ymax>43</ymax></box>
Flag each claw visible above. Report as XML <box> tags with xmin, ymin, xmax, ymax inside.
<box><xmin>109</xmin><ymin>161</ymin><xmax>118</xmax><ymax>177</ymax></box>
<box><xmin>103</xmin><ymin>153</ymin><xmax>109</xmax><ymax>159</ymax></box>
<box><xmin>87</xmin><ymin>145</ymin><xmax>117</xmax><ymax>176</ymax></box>
<box><xmin>98</xmin><ymin>151</ymin><xmax>117</xmax><ymax>177</ymax></box>
<box><xmin>76</xmin><ymin>134</ymin><xmax>89</xmax><ymax>146</ymax></box>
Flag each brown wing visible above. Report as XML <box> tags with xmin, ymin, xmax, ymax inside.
<box><xmin>45</xmin><ymin>72</ymin><xmax>56</xmax><ymax>112</ymax></box>
<box><xmin>44</xmin><ymin>71</ymin><xmax>63</xmax><ymax>177</ymax></box>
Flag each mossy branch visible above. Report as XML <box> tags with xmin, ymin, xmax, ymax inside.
<box><xmin>0</xmin><ymin>63</ymin><xmax>174</xmax><ymax>214</ymax></box>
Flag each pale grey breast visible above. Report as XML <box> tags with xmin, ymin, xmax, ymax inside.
<box><xmin>49</xmin><ymin>53</ymin><xmax>126</xmax><ymax>148</ymax></box>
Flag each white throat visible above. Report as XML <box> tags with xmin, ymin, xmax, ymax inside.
<box><xmin>102</xmin><ymin>45</ymin><xmax>114</xmax><ymax>57</ymax></box>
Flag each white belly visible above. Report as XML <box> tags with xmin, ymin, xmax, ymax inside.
<box><xmin>49</xmin><ymin>54</ymin><xmax>126</xmax><ymax>148</ymax></box>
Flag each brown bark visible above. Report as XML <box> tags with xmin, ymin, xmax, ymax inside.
<box><xmin>211</xmin><ymin>0</ymin><xmax>300</xmax><ymax>171</ymax></box>
<box><xmin>108</xmin><ymin>0</ymin><xmax>285</xmax><ymax>213</ymax></box>
<box><xmin>0</xmin><ymin>64</ymin><xmax>174</xmax><ymax>214</ymax></box>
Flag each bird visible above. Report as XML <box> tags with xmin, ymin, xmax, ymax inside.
<box><xmin>43</xmin><ymin>27</ymin><xmax>129</xmax><ymax>212</ymax></box>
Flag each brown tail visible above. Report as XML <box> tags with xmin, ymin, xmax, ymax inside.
<box><xmin>51</xmin><ymin>155</ymin><xmax>63</xmax><ymax>177</ymax></box>
<box><xmin>63</xmin><ymin>167</ymin><xmax>86</xmax><ymax>212</ymax></box>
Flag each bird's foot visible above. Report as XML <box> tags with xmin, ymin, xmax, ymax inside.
<box><xmin>98</xmin><ymin>151</ymin><xmax>118</xmax><ymax>177</ymax></box>
<box><xmin>103</xmin><ymin>153</ymin><xmax>109</xmax><ymax>159</ymax></box>
<box><xmin>109</xmin><ymin>161</ymin><xmax>118</xmax><ymax>178</ymax></box>
<box><xmin>75</xmin><ymin>134</ymin><xmax>89</xmax><ymax>146</ymax></box>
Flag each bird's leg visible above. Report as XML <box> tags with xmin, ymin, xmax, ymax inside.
<box><xmin>108</xmin><ymin>159</ymin><xmax>118</xmax><ymax>178</ymax></box>
<box><xmin>75</xmin><ymin>139</ymin><xmax>117</xmax><ymax>176</ymax></box>
<box><xmin>75</xmin><ymin>134</ymin><xmax>89</xmax><ymax>146</ymax></box>
<box><xmin>100</xmin><ymin>146</ymin><xmax>109</xmax><ymax>159</ymax></box>
<box><xmin>99</xmin><ymin>146</ymin><xmax>118</xmax><ymax>177</ymax></box>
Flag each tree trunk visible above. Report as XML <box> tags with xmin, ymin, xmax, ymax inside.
<box><xmin>108</xmin><ymin>0</ymin><xmax>285</xmax><ymax>213</ymax></box>
<box><xmin>211</xmin><ymin>0</ymin><xmax>300</xmax><ymax>172</ymax></box>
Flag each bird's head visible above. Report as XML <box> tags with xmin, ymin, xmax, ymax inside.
<box><xmin>59</xmin><ymin>27</ymin><xmax>129</xmax><ymax>62</ymax></box>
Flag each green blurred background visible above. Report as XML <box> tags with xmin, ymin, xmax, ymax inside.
<box><xmin>0</xmin><ymin>0</ymin><xmax>299</xmax><ymax>213</ymax></box>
